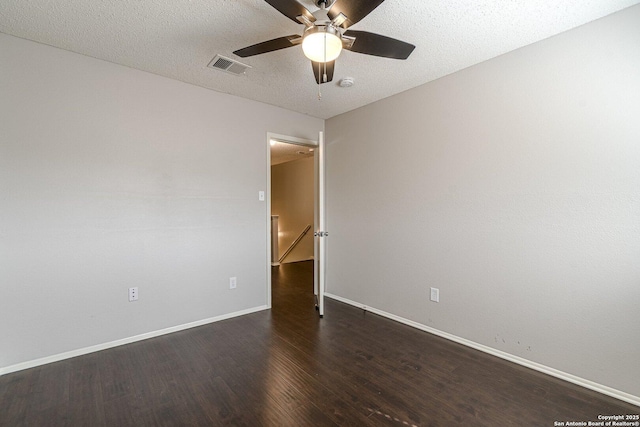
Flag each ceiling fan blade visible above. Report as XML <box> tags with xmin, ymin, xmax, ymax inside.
<box><xmin>311</xmin><ymin>60</ymin><xmax>335</xmax><ymax>84</ymax></box>
<box><xmin>328</xmin><ymin>0</ymin><xmax>385</xmax><ymax>28</ymax></box>
<box><xmin>343</xmin><ymin>30</ymin><xmax>415</xmax><ymax>59</ymax></box>
<box><xmin>233</xmin><ymin>35</ymin><xmax>300</xmax><ymax>58</ymax></box>
<box><xmin>264</xmin><ymin>0</ymin><xmax>315</xmax><ymax>24</ymax></box>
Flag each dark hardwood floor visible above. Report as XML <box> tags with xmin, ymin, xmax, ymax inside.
<box><xmin>1</xmin><ymin>261</ymin><xmax>637</xmax><ymax>426</ymax></box>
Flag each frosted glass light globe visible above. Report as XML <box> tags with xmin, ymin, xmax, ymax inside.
<box><xmin>302</xmin><ymin>30</ymin><xmax>342</xmax><ymax>63</ymax></box>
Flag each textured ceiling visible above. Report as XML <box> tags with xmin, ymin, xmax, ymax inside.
<box><xmin>1</xmin><ymin>0</ymin><xmax>638</xmax><ymax>119</ymax></box>
<box><xmin>271</xmin><ymin>141</ymin><xmax>315</xmax><ymax>166</ymax></box>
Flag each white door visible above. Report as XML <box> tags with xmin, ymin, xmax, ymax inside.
<box><xmin>314</xmin><ymin>131</ymin><xmax>327</xmax><ymax>317</ymax></box>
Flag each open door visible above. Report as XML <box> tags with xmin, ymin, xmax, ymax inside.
<box><xmin>267</xmin><ymin>131</ymin><xmax>325</xmax><ymax>317</ymax></box>
<box><xmin>314</xmin><ymin>131</ymin><xmax>327</xmax><ymax>318</ymax></box>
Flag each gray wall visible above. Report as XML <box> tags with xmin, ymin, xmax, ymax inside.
<box><xmin>325</xmin><ymin>6</ymin><xmax>640</xmax><ymax>397</ymax></box>
<box><xmin>0</xmin><ymin>33</ymin><xmax>323</xmax><ymax>369</ymax></box>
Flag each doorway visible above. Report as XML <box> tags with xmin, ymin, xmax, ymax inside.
<box><xmin>266</xmin><ymin>132</ymin><xmax>322</xmax><ymax>313</ymax></box>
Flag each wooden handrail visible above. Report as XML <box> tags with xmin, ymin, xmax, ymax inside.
<box><xmin>279</xmin><ymin>224</ymin><xmax>312</xmax><ymax>263</ymax></box>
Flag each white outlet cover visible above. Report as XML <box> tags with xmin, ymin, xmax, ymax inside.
<box><xmin>229</xmin><ymin>277</ymin><xmax>237</xmax><ymax>289</ymax></box>
<box><xmin>430</xmin><ymin>287</ymin><xmax>439</xmax><ymax>303</ymax></box>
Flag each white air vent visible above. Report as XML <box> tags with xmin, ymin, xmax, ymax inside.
<box><xmin>207</xmin><ymin>55</ymin><xmax>251</xmax><ymax>76</ymax></box>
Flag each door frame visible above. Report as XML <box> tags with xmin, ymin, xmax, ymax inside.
<box><xmin>266</xmin><ymin>132</ymin><xmax>319</xmax><ymax>309</ymax></box>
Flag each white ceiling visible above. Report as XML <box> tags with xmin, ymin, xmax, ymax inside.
<box><xmin>1</xmin><ymin>0</ymin><xmax>638</xmax><ymax>119</ymax></box>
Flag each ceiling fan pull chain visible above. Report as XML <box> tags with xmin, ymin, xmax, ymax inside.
<box><xmin>322</xmin><ymin>34</ymin><xmax>328</xmax><ymax>83</ymax></box>
<box><xmin>317</xmin><ymin>61</ymin><xmax>322</xmax><ymax>100</ymax></box>
<box><xmin>317</xmin><ymin>33</ymin><xmax>328</xmax><ymax>100</ymax></box>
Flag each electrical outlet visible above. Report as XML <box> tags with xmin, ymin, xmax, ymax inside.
<box><xmin>129</xmin><ymin>287</ymin><xmax>139</xmax><ymax>302</ymax></box>
<box><xmin>229</xmin><ymin>277</ymin><xmax>237</xmax><ymax>289</ymax></box>
<box><xmin>430</xmin><ymin>287</ymin><xmax>439</xmax><ymax>303</ymax></box>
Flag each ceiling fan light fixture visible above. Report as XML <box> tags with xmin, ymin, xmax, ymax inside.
<box><xmin>302</xmin><ymin>26</ymin><xmax>342</xmax><ymax>63</ymax></box>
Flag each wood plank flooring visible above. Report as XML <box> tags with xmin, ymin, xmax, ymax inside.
<box><xmin>1</xmin><ymin>260</ymin><xmax>637</xmax><ymax>426</ymax></box>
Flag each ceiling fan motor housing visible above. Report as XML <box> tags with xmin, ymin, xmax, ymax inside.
<box><xmin>311</xmin><ymin>3</ymin><xmax>334</xmax><ymax>23</ymax></box>
<box><xmin>303</xmin><ymin>23</ymin><xmax>340</xmax><ymax>38</ymax></box>
<box><xmin>316</xmin><ymin>0</ymin><xmax>335</xmax><ymax>7</ymax></box>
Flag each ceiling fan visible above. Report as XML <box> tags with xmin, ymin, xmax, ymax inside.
<box><xmin>233</xmin><ymin>0</ymin><xmax>415</xmax><ymax>85</ymax></box>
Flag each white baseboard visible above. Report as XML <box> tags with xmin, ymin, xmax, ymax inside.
<box><xmin>0</xmin><ymin>305</ymin><xmax>269</xmax><ymax>376</ymax></box>
<box><xmin>325</xmin><ymin>293</ymin><xmax>640</xmax><ymax>408</ymax></box>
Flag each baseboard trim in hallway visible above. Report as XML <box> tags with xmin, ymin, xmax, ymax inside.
<box><xmin>325</xmin><ymin>292</ymin><xmax>640</xmax><ymax>408</ymax></box>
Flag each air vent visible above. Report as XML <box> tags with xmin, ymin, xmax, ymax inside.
<box><xmin>207</xmin><ymin>55</ymin><xmax>251</xmax><ymax>76</ymax></box>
